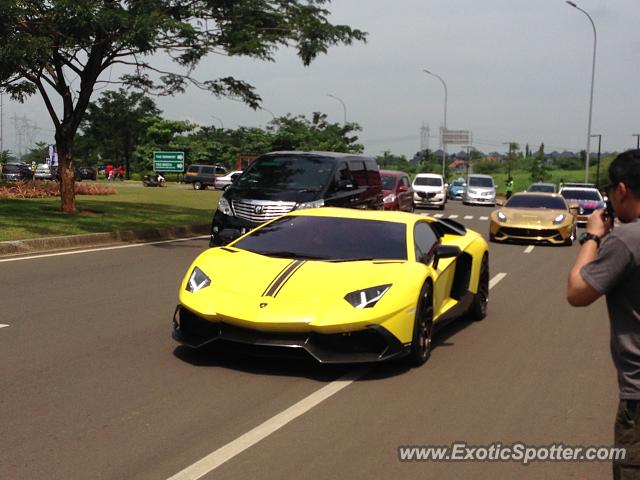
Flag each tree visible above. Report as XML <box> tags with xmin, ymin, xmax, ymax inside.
<box><xmin>0</xmin><ymin>1</ymin><xmax>366</xmax><ymax>212</ymax></box>
<box><xmin>270</xmin><ymin>113</ymin><xmax>363</xmax><ymax>153</ymax></box>
<box><xmin>530</xmin><ymin>143</ymin><xmax>548</xmax><ymax>183</ymax></box>
<box><xmin>80</xmin><ymin>89</ymin><xmax>160</xmax><ymax>179</ymax></box>
<box><xmin>21</xmin><ymin>142</ymin><xmax>49</xmax><ymax>165</ymax></box>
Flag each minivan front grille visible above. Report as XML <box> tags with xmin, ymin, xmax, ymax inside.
<box><xmin>232</xmin><ymin>199</ymin><xmax>297</xmax><ymax>223</ymax></box>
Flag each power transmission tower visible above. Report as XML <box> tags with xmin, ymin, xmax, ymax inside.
<box><xmin>420</xmin><ymin>124</ymin><xmax>430</xmax><ymax>152</ymax></box>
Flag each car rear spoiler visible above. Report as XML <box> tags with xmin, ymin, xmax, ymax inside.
<box><xmin>435</xmin><ymin>217</ymin><xmax>467</xmax><ymax>236</ymax></box>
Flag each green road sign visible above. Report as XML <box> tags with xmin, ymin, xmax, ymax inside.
<box><xmin>153</xmin><ymin>151</ymin><xmax>185</xmax><ymax>172</ymax></box>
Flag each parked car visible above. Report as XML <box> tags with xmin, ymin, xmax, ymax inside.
<box><xmin>1</xmin><ymin>162</ymin><xmax>33</xmax><ymax>181</ymax></box>
<box><xmin>412</xmin><ymin>173</ymin><xmax>446</xmax><ymax>210</ymax></box>
<box><xmin>215</xmin><ymin>170</ymin><xmax>243</xmax><ymax>190</ymax></box>
<box><xmin>185</xmin><ymin>164</ymin><xmax>228</xmax><ymax>190</ymax></box>
<box><xmin>559</xmin><ymin>186</ymin><xmax>605</xmax><ymax>226</ymax></box>
<box><xmin>448</xmin><ymin>179</ymin><xmax>466</xmax><ymax>200</ymax></box>
<box><xmin>527</xmin><ymin>182</ymin><xmax>557</xmax><ymax>193</ymax></box>
<box><xmin>210</xmin><ymin>151</ymin><xmax>384</xmax><ymax>246</ymax></box>
<box><xmin>463</xmin><ymin>174</ymin><xmax>497</xmax><ymax>206</ymax></box>
<box><xmin>77</xmin><ymin>166</ymin><xmax>97</xmax><ymax>180</ymax></box>
<box><xmin>380</xmin><ymin>170</ymin><xmax>414</xmax><ymax>211</ymax></box>
<box><xmin>34</xmin><ymin>163</ymin><xmax>54</xmax><ymax>180</ymax></box>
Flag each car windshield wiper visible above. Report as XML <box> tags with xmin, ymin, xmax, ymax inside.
<box><xmin>252</xmin><ymin>250</ymin><xmax>330</xmax><ymax>260</ymax></box>
<box><xmin>325</xmin><ymin>257</ymin><xmax>376</xmax><ymax>263</ymax></box>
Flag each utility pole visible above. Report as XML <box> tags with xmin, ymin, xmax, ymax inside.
<box><xmin>633</xmin><ymin>134</ymin><xmax>640</xmax><ymax>149</ymax></box>
<box><xmin>502</xmin><ymin>142</ymin><xmax>515</xmax><ymax>180</ymax></box>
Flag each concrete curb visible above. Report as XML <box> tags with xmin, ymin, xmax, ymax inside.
<box><xmin>0</xmin><ymin>224</ymin><xmax>210</xmax><ymax>256</ymax></box>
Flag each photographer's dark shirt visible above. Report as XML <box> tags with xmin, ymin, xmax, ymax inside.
<box><xmin>581</xmin><ymin>220</ymin><xmax>640</xmax><ymax>399</ymax></box>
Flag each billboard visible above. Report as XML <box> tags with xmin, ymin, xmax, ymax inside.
<box><xmin>442</xmin><ymin>129</ymin><xmax>472</xmax><ymax>145</ymax></box>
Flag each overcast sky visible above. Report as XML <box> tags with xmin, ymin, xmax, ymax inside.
<box><xmin>3</xmin><ymin>0</ymin><xmax>639</xmax><ymax>159</ymax></box>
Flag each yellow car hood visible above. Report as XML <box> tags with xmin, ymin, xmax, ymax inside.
<box><xmin>179</xmin><ymin>248</ymin><xmax>420</xmax><ymax>332</ymax></box>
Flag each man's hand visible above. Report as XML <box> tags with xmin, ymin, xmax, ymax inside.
<box><xmin>586</xmin><ymin>208</ymin><xmax>613</xmax><ymax>238</ymax></box>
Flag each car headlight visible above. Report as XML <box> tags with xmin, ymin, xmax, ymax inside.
<box><xmin>217</xmin><ymin>197</ymin><xmax>233</xmax><ymax>216</ymax></box>
<box><xmin>383</xmin><ymin>194</ymin><xmax>396</xmax><ymax>203</ymax></box>
<box><xmin>295</xmin><ymin>199</ymin><xmax>324</xmax><ymax>210</ymax></box>
<box><xmin>553</xmin><ymin>214</ymin><xmax>566</xmax><ymax>225</ymax></box>
<box><xmin>344</xmin><ymin>284</ymin><xmax>391</xmax><ymax>309</ymax></box>
<box><xmin>186</xmin><ymin>267</ymin><xmax>211</xmax><ymax>293</ymax></box>
<box><xmin>497</xmin><ymin>211</ymin><xmax>507</xmax><ymax>222</ymax></box>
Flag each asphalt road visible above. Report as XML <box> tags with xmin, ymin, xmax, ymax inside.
<box><xmin>0</xmin><ymin>201</ymin><xmax>617</xmax><ymax>479</ymax></box>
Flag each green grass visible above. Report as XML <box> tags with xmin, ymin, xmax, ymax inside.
<box><xmin>0</xmin><ymin>185</ymin><xmax>221</xmax><ymax>242</ymax></box>
<box><xmin>491</xmin><ymin>169</ymin><xmax>601</xmax><ymax>195</ymax></box>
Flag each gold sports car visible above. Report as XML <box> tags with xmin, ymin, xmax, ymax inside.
<box><xmin>489</xmin><ymin>192</ymin><xmax>577</xmax><ymax>245</ymax></box>
<box><xmin>173</xmin><ymin>208</ymin><xmax>490</xmax><ymax>366</ymax></box>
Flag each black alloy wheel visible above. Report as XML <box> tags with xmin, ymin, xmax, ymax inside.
<box><xmin>409</xmin><ymin>281</ymin><xmax>434</xmax><ymax>366</ymax></box>
<box><xmin>470</xmin><ymin>254</ymin><xmax>489</xmax><ymax>321</ymax></box>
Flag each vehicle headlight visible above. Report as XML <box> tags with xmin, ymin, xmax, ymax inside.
<box><xmin>553</xmin><ymin>214</ymin><xmax>566</xmax><ymax>225</ymax></box>
<box><xmin>383</xmin><ymin>194</ymin><xmax>396</xmax><ymax>203</ymax></box>
<box><xmin>217</xmin><ymin>197</ymin><xmax>233</xmax><ymax>216</ymax></box>
<box><xmin>344</xmin><ymin>284</ymin><xmax>391</xmax><ymax>309</ymax></box>
<box><xmin>497</xmin><ymin>211</ymin><xmax>507</xmax><ymax>222</ymax></box>
<box><xmin>295</xmin><ymin>199</ymin><xmax>324</xmax><ymax>210</ymax></box>
<box><xmin>186</xmin><ymin>267</ymin><xmax>211</xmax><ymax>293</ymax></box>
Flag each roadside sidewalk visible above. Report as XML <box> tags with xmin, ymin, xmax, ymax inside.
<box><xmin>0</xmin><ymin>224</ymin><xmax>210</xmax><ymax>257</ymax></box>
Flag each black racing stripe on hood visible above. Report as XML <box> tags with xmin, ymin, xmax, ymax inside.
<box><xmin>262</xmin><ymin>260</ymin><xmax>296</xmax><ymax>297</ymax></box>
<box><xmin>271</xmin><ymin>261</ymin><xmax>306</xmax><ymax>298</ymax></box>
<box><xmin>264</xmin><ymin>260</ymin><xmax>305</xmax><ymax>297</ymax></box>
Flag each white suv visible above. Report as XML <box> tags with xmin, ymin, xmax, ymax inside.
<box><xmin>412</xmin><ymin>173</ymin><xmax>446</xmax><ymax>210</ymax></box>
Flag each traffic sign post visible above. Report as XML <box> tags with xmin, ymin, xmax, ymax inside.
<box><xmin>153</xmin><ymin>151</ymin><xmax>185</xmax><ymax>172</ymax></box>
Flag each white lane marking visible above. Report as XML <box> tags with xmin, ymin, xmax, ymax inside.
<box><xmin>0</xmin><ymin>236</ymin><xmax>210</xmax><ymax>263</ymax></box>
<box><xmin>524</xmin><ymin>245</ymin><xmax>535</xmax><ymax>254</ymax></box>
<box><xmin>167</xmin><ymin>368</ymin><xmax>368</xmax><ymax>480</ymax></box>
<box><xmin>433</xmin><ymin>214</ymin><xmax>444</xmax><ymax>218</ymax></box>
<box><xmin>464</xmin><ymin>215</ymin><xmax>473</xmax><ymax>220</ymax></box>
<box><xmin>489</xmin><ymin>273</ymin><xmax>507</xmax><ymax>290</ymax></box>
<box><xmin>479</xmin><ymin>216</ymin><xmax>489</xmax><ymax>221</ymax></box>
<box><xmin>0</xmin><ymin>324</ymin><xmax>8</xmax><ymax>329</ymax></box>
<box><xmin>448</xmin><ymin>214</ymin><xmax>459</xmax><ymax>219</ymax></box>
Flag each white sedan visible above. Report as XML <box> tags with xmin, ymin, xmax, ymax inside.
<box><xmin>215</xmin><ymin>170</ymin><xmax>243</xmax><ymax>190</ymax></box>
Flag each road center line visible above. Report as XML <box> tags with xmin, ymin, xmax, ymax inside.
<box><xmin>449</xmin><ymin>214</ymin><xmax>459</xmax><ymax>219</ymax></box>
<box><xmin>489</xmin><ymin>273</ymin><xmax>507</xmax><ymax>290</ymax></box>
<box><xmin>524</xmin><ymin>245</ymin><xmax>535</xmax><ymax>254</ymax></box>
<box><xmin>166</xmin><ymin>367</ymin><xmax>368</xmax><ymax>480</ymax></box>
<box><xmin>0</xmin><ymin>235</ymin><xmax>210</xmax><ymax>263</ymax></box>
<box><xmin>433</xmin><ymin>213</ymin><xmax>444</xmax><ymax>218</ymax></box>
<box><xmin>479</xmin><ymin>216</ymin><xmax>489</xmax><ymax>221</ymax></box>
<box><xmin>464</xmin><ymin>215</ymin><xmax>473</xmax><ymax>220</ymax></box>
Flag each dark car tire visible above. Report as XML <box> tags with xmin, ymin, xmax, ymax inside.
<box><xmin>193</xmin><ymin>181</ymin><xmax>203</xmax><ymax>190</ymax></box>
<box><xmin>438</xmin><ymin>204</ymin><xmax>445</xmax><ymax>210</ymax></box>
<box><xmin>409</xmin><ymin>281</ymin><xmax>434</xmax><ymax>366</ymax></box>
<box><xmin>469</xmin><ymin>253</ymin><xmax>489</xmax><ymax>321</ymax></box>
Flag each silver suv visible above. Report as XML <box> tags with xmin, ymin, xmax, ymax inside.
<box><xmin>463</xmin><ymin>174</ymin><xmax>496</xmax><ymax>206</ymax></box>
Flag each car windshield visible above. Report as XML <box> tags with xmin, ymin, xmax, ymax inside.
<box><xmin>233</xmin><ymin>215</ymin><xmax>408</xmax><ymax>261</ymax></box>
<box><xmin>528</xmin><ymin>184</ymin><xmax>556</xmax><ymax>193</ymax></box>
<box><xmin>506</xmin><ymin>195</ymin><xmax>567</xmax><ymax>209</ymax></box>
<box><xmin>414</xmin><ymin>177</ymin><xmax>442</xmax><ymax>187</ymax></box>
<box><xmin>381</xmin><ymin>175</ymin><xmax>396</xmax><ymax>190</ymax></box>
<box><xmin>561</xmin><ymin>189</ymin><xmax>602</xmax><ymax>202</ymax></box>
<box><xmin>235</xmin><ymin>155</ymin><xmax>335</xmax><ymax>191</ymax></box>
<box><xmin>468</xmin><ymin>177</ymin><xmax>493</xmax><ymax>187</ymax></box>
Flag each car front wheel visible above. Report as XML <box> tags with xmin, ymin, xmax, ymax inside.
<box><xmin>193</xmin><ymin>181</ymin><xmax>203</xmax><ymax>190</ymax></box>
<box><xmin>409</xmin><ymin>281</ymin><xmax>434</xmax><ymax>366</ymax></box>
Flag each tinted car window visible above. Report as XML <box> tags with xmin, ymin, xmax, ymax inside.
<box><xmin>187</xmin><ymin>166</ymin><xmax>198</xmax><ymax>173</ymax></box>
<box><xmin>349</xmin><ymin>160</ymin><xmax>367</xmax><ymax>188</ymax></box>
<box><xmin>236</xmin><ymin>155</ymin><xmax>335</xmax><ymax>192</ymax></box>
<box><xmin>561</xmin><ymin>189</ymin><xmax>602</xmax><ymax>202</ymax></box>
<box><xmin>414</xmin><ymin>177</ymin><xmax>442</xmax><ymax>187</ymax></box>
<box><xmin>414</xmin><ymin>222</ymin><xmax>439</xmax><ymax>262</ymax></box>
<box><xmin>451</xmin><ymin>181</ymin><xmax>464</xmax><ymax>187</ymax></box>
<box><xmin>401</xmin><ymin>176</ymin><xmax>411</xmax><ymax>188</ymax></box>
<box><xmin>202</xmin><ymin>166</ymin><xmax>215</xmax><ymax>175</ymax></box>
<box><xmin>381</xmin><ymin>175</ymin><xmax>396</xmax><ymax>190</ymax></box>
<box><xmin>233</xmin><ymin>216</ymin><xmax>407</xmax><ymax>261</ymax></box>
<box><xmin>3</xmin><ymin>164</ymin><xmax>20</xmax><ymax>172</ymax></box>
<box><xmin>468</xmin><ymin>177</ymin><xmax>493</xmax><ymax>187</ymax></box>
<box><xmin>215</xmin><ymin>167</ymin><xmax>227</xmax><ymax>175</ymax></box>
<box><xmin>506</xmin><ymin>195</ymin><xmax>567</xmax><ymax>209</ymax></box>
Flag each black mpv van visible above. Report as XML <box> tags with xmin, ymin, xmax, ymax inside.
<box><xmin>210</xmin><ymin>151</ymin><xmax>383</xmax><ymax>246</ymax></box>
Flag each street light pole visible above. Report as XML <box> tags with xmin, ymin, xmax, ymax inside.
<box><xmin>633</xmin><ymin>134</ymin><xmax>640</xmax><ymax>149</ymax></box>
<box><xmin>590</xmin><ymin>134</ymin><xmax>601</xmax><ymax>187</ymax></box>
<box><xmin>566</xmin><ymin>1</ymin><xmax>597</xmax><ymax>184</ymax></box>
<box><xmin>326</xmin><ymin>93</ymin><xmax>347</xmax><ymax>124</ymax></box>
<box><xmin>423</xmin><ymin>69</ymin><xmax>448</xmax><ymax>178</ymax></box>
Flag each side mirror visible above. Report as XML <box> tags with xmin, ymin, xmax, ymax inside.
<box><xmin>432</xmin><ymin>244</ymin><xmax>461</xmax><ymax>270</ymax></box>
<box><xmin>398</xmin><ymin>185</ymin><xmax>408</xmax><ymax>192</ymax></box>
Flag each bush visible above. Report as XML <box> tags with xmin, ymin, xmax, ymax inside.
<box><xmin>0</xmin><ymin>180</ymin><xmax>116</xmax><ymax>199</ymax></box>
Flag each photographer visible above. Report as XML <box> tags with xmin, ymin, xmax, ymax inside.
<box><xmin>567</xmin><ymin>149</ymin><xmax>640</xmax><ymax>479</ymax></box>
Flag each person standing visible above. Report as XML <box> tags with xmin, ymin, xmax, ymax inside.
<box><xmin>567</xmin><ymin>149</ymin><xmax>640</xmax><ymax>479</ymax></box>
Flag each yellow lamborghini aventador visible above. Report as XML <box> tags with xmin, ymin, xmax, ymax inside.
<box><xmin>173</xmin><ymin>208</ymin><xmax>489</xmax><ymax>366</ymax></box>
<box><xmin>489</xmin><ymin>192</ymin><xmax>577</xmax><ymax>245</ymax></box>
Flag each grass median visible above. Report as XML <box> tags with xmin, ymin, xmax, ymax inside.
<box><xmin>0</xmin><ymin>184</ymin><xmax>221</xmax><ymax>242</ymax></box>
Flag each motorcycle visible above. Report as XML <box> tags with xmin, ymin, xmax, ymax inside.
<box><xmin>142</xmin><ymin>174</ymin><xmax>166</xmax><ymax>187</ymax></box>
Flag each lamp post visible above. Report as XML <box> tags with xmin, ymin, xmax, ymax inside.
<box><xmin>423</xmin><ymin>69</ymin><xmax>448</xmax><ymax>178</ymax></box>
<box><xmin>326</xmin><ymin>93</ymin><xmax>347</xmax><ymax>124</ymax></box>
<box><xmin>633</xmin><ymin>134</ymin><xmax>640</xmax><ymax>149</ymax></box>
<box><xmin>566</xmin><ymin>1</ymin><xmax>597</xmax><ymax>183</ymax></box>
<box><xmin>591</xmin><ymin>134</ymin><xmax>602</xmax><ymax>187</ymax></box>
